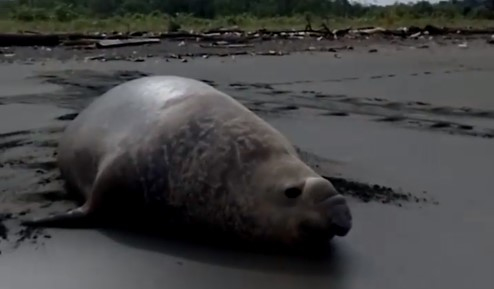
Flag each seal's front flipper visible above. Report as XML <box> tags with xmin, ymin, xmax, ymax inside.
<box><xmin>21</xmin><ymin>206</ymin><xmax>95</xmax><ymax>228</ymax></box>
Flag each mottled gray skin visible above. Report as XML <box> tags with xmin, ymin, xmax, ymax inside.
<box><xmin>24</xmin><ymin>75</ymin><xmax>352</xmax><ymax>245</ymax></box>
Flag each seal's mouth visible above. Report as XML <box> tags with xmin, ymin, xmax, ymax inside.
<box><xmin>298</xmin><ymin>220</ymin><xmax>334</xmax><ymax>244</ymax></box>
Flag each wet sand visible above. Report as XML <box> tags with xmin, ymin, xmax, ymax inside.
<box><xmin>0</xmin><ymin>40</ymin><xmax>493</xmax><ymax>289</ymax></box>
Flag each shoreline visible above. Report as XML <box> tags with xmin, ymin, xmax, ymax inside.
<box><xmin>1</xmin><ymin>36</ymin><xmax>493</xmax><ymax>64</ymax></box>
<box><xmin>1</xmin><ymin>23</ymin><xmax>493</xmax><ymax>63</ymax></box>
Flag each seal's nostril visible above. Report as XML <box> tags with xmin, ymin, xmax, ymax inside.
<box><xmin>285</xmin><ymin>187</ymin><xmax>302</xmax><ymax>199</ymax></box>
<box><xmin>303</xmin><ymin>177</ymin><xmax>338</xmax><ymax>204</ymax></box>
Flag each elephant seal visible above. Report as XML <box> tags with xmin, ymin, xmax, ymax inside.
<box><xmin>23</xmin><ymin>75</ymin><xmax>352</xmax><ymax>246</ymax></box>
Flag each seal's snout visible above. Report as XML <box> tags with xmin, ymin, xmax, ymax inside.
<box><xmin>299</xmin><ymin>177</ymin><xmax>352</xmax><ymax>239</ymax></box>
<box><xmin>321</xmin><ymin>195</ymin><xmax>352</xmax><ymax>237</ymax></box>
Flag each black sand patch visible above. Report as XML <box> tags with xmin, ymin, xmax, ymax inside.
<box><xmin>199</xmin><ymin>79</ymin><xmax>217</xmax><ymax>87</ymax></box>
<box><xmin>430</xmin><ymin>121</ymin><xmax>451</xmax><ymax>128</ymax></box>
<box><xmin>326</xmin><ymin>177</ymin><xmax>433</xmax><ymax>206</ymax></box>
<box><xmin>0</xmin><ymin>139</ymin><xmax>27</xmax><ymax>152</ymax></box>
<box><xmin>0</xmin><ymin>130</ymin><xmax>33</xmax><ymax>139</ymax></box>
<box><xmin>0</xmin><ymin>214</ymin><xmax>10</xmax><ymax>240</ymax></box>
<box><xmin>377</xmin><ymin>115</ymin><xmax>406</xmax><ymax>122</ymax></box>
<box><xmin>324</xmin><ymin>112</ymin><xmax>349</xmax><ymax>117</ymax></box>
<box><xmin>295</xmin><ymin>147</ymin><xmax>437</xmax><ymax>206</ymax></box>
<box><xmin>276</xmin><ymin>105</ymin><xmax>299</xmax><ymax>111</ymax></box>
<box><xmin>56</xmin><ymin>113</ymin><xmax>78</xmax><ymax>121</ymax></box>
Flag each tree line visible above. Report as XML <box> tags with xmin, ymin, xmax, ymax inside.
<box><xmin>1</xmin><ymin>0</ymin><xmax>493</xmax><ymax>21</ymax></box>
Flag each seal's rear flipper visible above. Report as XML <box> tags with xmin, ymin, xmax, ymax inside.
<box><xmin>23</xmin><ymin>158</ymin><xmax>118</xmax><ymax>229</ymax></box>
<box><xmin>21</xmin><ymin>207</ymin><xmax>96</xmax><ymax>228</ymax></box>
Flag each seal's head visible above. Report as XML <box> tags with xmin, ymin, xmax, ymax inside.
<box><xmin>237</xmin><ymin>155</ymin><xmax>353</xmax><ymax>246</ymax></box>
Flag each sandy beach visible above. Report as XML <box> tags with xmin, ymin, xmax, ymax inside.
<box><xmin>0</xmin><ymin>37</ymin><xmax>493</xmax><ymax>289</ymax></box>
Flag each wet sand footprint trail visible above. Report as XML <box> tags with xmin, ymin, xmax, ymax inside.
<box><xmin>227</xmin><ymin>79</ymin><xmax>494</xmax><ymax>139</ymax></box>
<box><xmin>35</xmin><ymin>69</ymin><xmax>494</xmax><ymax>138</ymax></box>
<box><xmin>227</xmin><ymin>66</ymin><xmax>488</xmax><ymax>89</ymax></box>
<box><xmin>0</xmin><ymin>70</ymin><xmax>153</xmax><ymax>111</ymax></box>
<box><xmin>0</xmin><ymin>125</ymin><xmax>73</xmax><ymax>250</ymax></box>
<box><xmin>0</xmin><ymin>126</ymin><xmax>64</xmax><ymax>196</ymax></box>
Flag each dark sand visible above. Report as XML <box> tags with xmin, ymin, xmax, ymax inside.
<box><xmin>0</xmin><ymin>39</ymin><xmax>493</xmax><ymax>289</ymax></box>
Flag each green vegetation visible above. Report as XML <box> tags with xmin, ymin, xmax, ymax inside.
<box><xmin>0</xmin><ymin>0</ymin><xmax>493</xmax><ymax>33</ymax></box>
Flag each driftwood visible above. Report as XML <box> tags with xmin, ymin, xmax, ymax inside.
<box><xmin>203</xmin><ymin>26</ymin><xmax>244</xmax><ymax>34</ymax></box>
<box><xmin>95</xmin><ymin>38</ymin><xmax>160</xmax><ymax>48</ymax></box>
<box><xmin>1</xmin><ymin>25</ymin><xmax>494</xmax><ymax>48</ymax></box>
<box><xmin>60</xmin><ymin>33</ymin><xmax>130</xmax><ymax>40</ymax></box>
<box><xmin>199</xmin><ymin>42</ymin><xmax>254</xmax><ymax>49</ymax></box>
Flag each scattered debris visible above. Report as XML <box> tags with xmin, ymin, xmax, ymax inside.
<box><xmin>277</xmin><ymin>105</ymin><xmax>299</xmax><ymax>111</ymax></box>
<box><xmin>14</xmin><ymin>226</ymin><xmax>45</xmax><ymax>247</ymax></box>
<box><xmin>430</xmin><ymin>121</ymin><xmax>451</xmax><ymax>128</ymax></box>
<box><xmin>1</xmin><ymin>25</ymin><xmax>494</xmax><ymax>48</ymax></box>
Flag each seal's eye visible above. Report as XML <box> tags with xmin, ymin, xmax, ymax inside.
<box><xmin>285</xmin><ymin>187</ymin><xmax>302</xmax><ymax>199</ymax></box>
